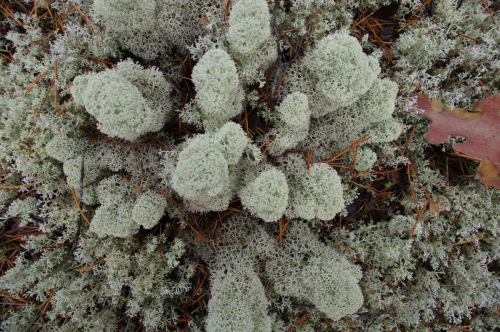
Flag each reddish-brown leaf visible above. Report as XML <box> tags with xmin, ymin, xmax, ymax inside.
<box><xmin>412</xmin><ymin>94</ymin><xmax>500</xmax><ymax>189</ymax></box>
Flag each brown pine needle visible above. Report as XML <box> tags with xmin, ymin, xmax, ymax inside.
<box><xmin>447</xmin><ymin>238</ymin><xmax>485</xmax><ymax>247</ymax></box>
<box><xmin>25</xmin><ymin>70</ymin><xmax>49</xmax><ymax>96</ymax></box>
<box><xmin>456</xmin><ymin>31</ymin><xmax>484</xmax><ymax>43</ymax></box>
<box><xmin>62</xmin><ymin>4</ymin><xmax>103</xmax><ymax>41</ymax></box>
<box><xmin>357</xmin><ymin>168</ymin><xmax>402</xmax><ymax>177</ymax></box>
<box><xmin>83</xmin><ymin>54</ymin><xmax>114</xmax><ymax>67</ymax></box>
<box><xmin>324</xmin><ymin>135</ymin><xmax>371</xmax><ymax>165</ymax></box>
<box><xmin>260</xmin><ymin>135</ymin><xmax>276</xmax><ymax>155</ymax></box>
<box><xmin>410</xmin><ymin>202</ymin><xmax>429</xmax><ymax>238</ymax></box>
<box><xmin>223</xmin><ymin>0</ymin><xmax>231</xmax><ymax>22</ymax></box>
<box><xmin>70</xmin><ymin>187</ymin><xmax>91</xmax><ymax>225</ymax></box>
<box><xmin>132</xmin><ymin>174</ymin><xmax>156</xmax><ymax>195</ymax></box>
<box><xmin>275</xmin><ymin>218</ymin><xmax>291</xmax><ymax>244</ymax></box>
<box><xmin>54</xmin><ymin>61</ymin><xmax>58</xmax><ymax>113</ymax></box>
<box><xmin>74</xmin><ymin>258</ymin><xmax>106</xmax><ymax>272</ymax></box>
<box><xmin>351</xmin><ymin>144</ymin><xmax>358</xmax><ymax>174</ymax></box>
<box><xmin>182</xmin><ymin>217</ymin><xmax>212</xmax><ymax>250</ymax></box>
<box><xmin>307</xmin><ymin>149</ymin><xmax>313</xmax><ymax>170</ymax></box>
<box><xmin>481</xmin><ymin>0</ymin><xmax>499</xmax><ymax>28</ymax></box>
<box><xmin>132</xmin><ymin>175</ymin><xmax>144</xmax><ymax>194</ymax></box>
<box><xmin>155</xmin><ymin>186</ymin><xmax>181</xmax><ymax>208</ymax></box>
<box><xmin>31</xmin><ymin>79</ymin><xmax>55</xmax><ymax>135</ymax></box>
<box><xmin>340</xmin><ymin>244</ymin><xmax>354</xmax><ymax>263</ymax></box>
<box><xmin>56</xmin><ymin>96</ymin><xmax>74</xmax><ymax>116</ymax></box>
<box><xmin>408</xmin><ymin>0</ymin><xmax>433</xmax><ymax>20</ymax></box>
<box><xmin>30</xmin><ymin>40</ymin><xmax>50</xmax><ymax>49</ymax></box>
<box><xmin>0</xmin><ymin>2</ymin><xmax>24</xmax><ymax>26</ymax></box>
<box><xmin>401</xmin><ymin>120</ymin><xmax>417</xmax><ymax>156</ymax></box>
<box><xmin>18</xmin><ymin>186</ymin><xmax>39</xmax><ymax>199</ymax></box>
<box><xmin>407</xmin><ymin>165</ymin><xmax>418</xmax><ymax>203</ymax></box>
<box><xmin>34</xmin><ymin>289</ymin><xmax>54</xmax><ymax>329</ymax></box>
<box><xmin>254</xmin><ymin>258</ymin><xmax>270</xmax><ymax>266</ymax></box>
<box><xmin>188</xmin><ymin>199</ymin><xmax>209</xmax><ymax>210</ymax></box>
<box><xmin>356</xmin><ymin>257</ymin><xmax>382</xmax><ymax>276</ymax></box>
<box><xmin>274</xmin><ymin>68</ymin><xmax>289</xmax><ymax>97</ymax></box>
<box><xmin>410</xmin><ymin>164</ymin><xmax>437</xmax><ymax>212</ymax></box>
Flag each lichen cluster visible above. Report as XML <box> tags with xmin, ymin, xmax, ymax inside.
<box><xmin>0</xmin><ymin>0</ymin><xmax>499</xmax><ymax>332</ymax></box>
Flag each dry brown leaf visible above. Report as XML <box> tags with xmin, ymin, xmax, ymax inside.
<box><xmin>412</xmin><ymin>94</ymin><xmax>500</xmax><ymax>189</ymax></box>
<box><xmin>428</xmin><ymin>196</ymin><xmax>450</xmax><ymax>215</ymax></box>
<box><xmin>475</xmin><ymin>156</ymin><xmax>500</xmax><ymax>189</ymax></box>
<box><xmin>429</xmin><ymin>198</ymin><xmax>440</xmax><ymax>214</ymax></box>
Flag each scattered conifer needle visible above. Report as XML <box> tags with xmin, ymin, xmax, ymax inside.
<box><xmin>56</xmin><ymin>96</ymin><xmax>74</xmax><ymax>116</ymax></box>
<box><xmin>410</xmin><ymin>202</ymin><xmax>429</xmax><ymax>238</ymax></box>
<box><xmin>481</xmin><ymin>0</ymin><xmax>498</xmax><ymax>28</ymax></box>
<box><xmin>447</xmin><ymin>238</ymin><xmax>485</xmax><ymax>247</ymax></box>
<box><xmin>401</xmin><ymin>121</ymin><xmax>417</xmax><ymax>156</ymax></box>
<box><xmin>70</xmin><ymin>187</ymin><xmax>90</xmax><ymax>225</ymax></box>
<box><xmin>132</xmin><ymin>174</ymin><xmax>156</xmax><ymax>195</ymax></box>
<box><xmin>188</xmin><ymin>199</ymin><xmax>209</xmax><ymax>210</ymax></box>
<box><xmin>74</xmin><ymin>258</ymin><xmax>106</xmax><ymax>272</ymax></box>
<box><xmin>223</xmin><ymin>0</ymin><xmax>231</xmax><ymax>22</ymax></box>
<box><xmin>356</xmin><ymin>257</ymin><xmax>382</xmax><ymax>276</ymax></box>
<box><xmin>408</xmin><ymin>0</ymin><xmax>433</xmax><ymax>20</ymax></box>
<box><xmin>83</xmin><ymin>54</ymin><xmax>114</xmax><ymax>68</ymax></box>
<box><xmin>155</xmin><ymin>186</ymin><xmax>181</xmax><ymax>208</ymax></box>
<box><xmin>340</xmin><ymin>244</ymin><xmax>354</xmax><ymax>263</ymax></box>
<box><xmin>456</xmin><ymin>31</ymin><xmax>484</xmax><ymax>43</ymax></box>
<box><xmin>25</xmin><ymin>70</ymin><xmax>49</xmax><ymax>96</ymax></box>
<box><xmin>34</xmin><ymin>289</ymin><xmax>54</xmax><ymax>329</ymax></box>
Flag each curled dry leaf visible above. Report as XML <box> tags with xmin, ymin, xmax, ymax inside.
<box><xmin>475</xmin><ymin>156</ymin><xmax>500</xmax><ymax>189</ymax></box>
<box><xmin>411</xmin><ymin>94</ymin><xmax>500</xmax><ymax>189</ymax></box>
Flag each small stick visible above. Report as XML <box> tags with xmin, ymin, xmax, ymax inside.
<box><xmin>54</xmin><ymin>140</ymin><xmax>86</xmax><ymax>270</ymax></box>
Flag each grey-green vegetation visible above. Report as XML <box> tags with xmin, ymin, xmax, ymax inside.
<box><xmin>0</xmin><ymin>0</ymin><xmax>499</xmax><ymax>331</ymax></box>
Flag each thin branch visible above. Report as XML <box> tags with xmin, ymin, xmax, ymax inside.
<box><xmin>54</xmin><ymin>140</ymin><xmax>86</xmax><ymax>270</ymax></box>
<box><xmin>269</xmin><ymin>0</ymin><xmax>291</xmax><ymax>111</ymax></box>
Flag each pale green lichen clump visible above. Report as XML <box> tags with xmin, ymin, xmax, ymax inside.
<box><xmin>267</xmin><ymin>224</ymin><xmax>364</xmax><ymax>321</ymax></box>
<box><xmin>90</xmin><ymin>175</ymin><xmax>169</xmax><ymax>238</ymax></box>
<box><xmin>227</xmin><ymin>0</ymin><xmax>277</xmax><ymax>72</ymax></box>
<box><xmin>90</xmin><ymin>174</ymin><xmax>140</xmax><ymax>238</ymax></box>
<box><xmin>268</xmin><ymin>92</ymin><xmax>310</xmax><ymax>156</ymax></box>
<box><xmin>132</xmin><ymin>190</ymin><xmax>169</xmax><ymax>229</ymax></box>
<box><xmin>191</xmin><ymin>49</ymin><xmax>245</xmax><ymax>132</ymax></box>
<box><xmin>206</xmin><ymin>266</ymin><xmax>272</xmax><ymax>332</ymax></box>
<box><xmin>290</xmin><ymin>33</ymin><xmax>380</xmax><ymax>117</ymax></box>
<box><xmin>92</xmin><ymin>0</ymin><xmax>226</xmax><ymax>60</ymax></box>
<box><xmin>171</xmin><ymin>122</ymin><xmax>249</xmax><ymax>211</ymax></box>
<box><xmin>240</xmin><ymin>168</ymin><xmax>289</xmax><ymax>222</ymax></box>
<box><xmin>283</xmin><ymin>155</ymin><xmax>344</xmax><ymax>220</ymax></box>
<box><xmin>72</xmin><ymin>59</ymin><xmax>173</xmax><ymax>141</ymax></box>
